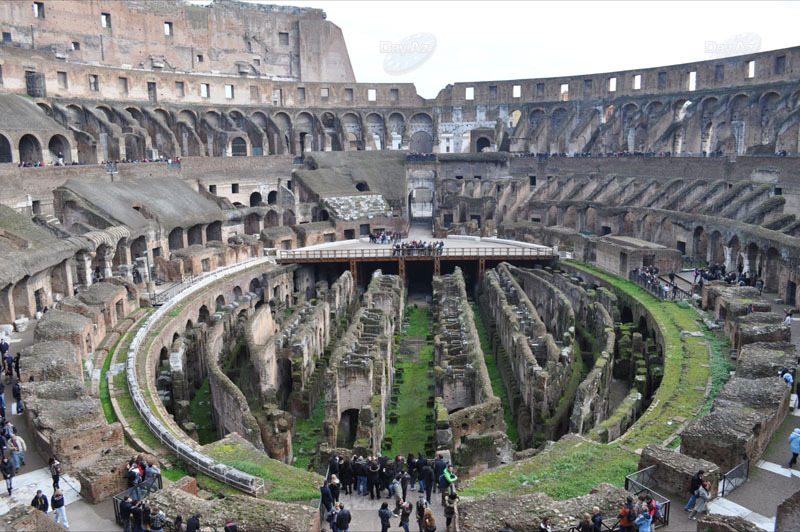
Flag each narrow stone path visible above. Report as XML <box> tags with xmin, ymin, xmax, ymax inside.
<box><xmin>331</xmin><ymin>485</ymin><xmax>447</xmax><ymax>532</ymax></box>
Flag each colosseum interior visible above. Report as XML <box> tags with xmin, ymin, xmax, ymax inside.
<box><xmin>0</xmin><ymin>1</ymin><xmax>798</xmax><ymax>531</ymax></box>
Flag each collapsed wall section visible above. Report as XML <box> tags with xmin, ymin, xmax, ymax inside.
<box><xmin>323</xmin><ymin>271</ymin><xmax>403</xmax><ymax>456</ymax></box>
<box><xmin>433</xmin><ymin>267</ymin><xmax>512</xmax><ymax>474</ymax></box>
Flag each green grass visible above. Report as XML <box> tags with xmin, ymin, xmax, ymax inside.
<box><xmin>99</xmin><ymin>334</ymin><xmax>124</xmax><ymax>423</ymax></box>
<box><xmin>698</xmin><ymin>330</ymin><xmax>735</xmax><ymax>416</ymax></box>
<box><xmin>383</xmin><ymin>306</ymin><xmax>435</xmax><ymax>457</ymax></box>
<box><xmin>460</xmin><ymin>435</ymin><xmax>639</xmax><ymax>500</ymax></box>
<box><xmin>162</xmin><ymin>464</ymin><xmax>189</xmax><ymax>482</ymax></box>
<box><xmin>471</xmin><ymin>302</ymin><xmax>520</xmax><ymax>446</ymax></box>
<box><xmin>292</xmin><ymin>393</ymin><xmax>327</xmax><ymax>471</ymax></box>
<box><xmin>189</xmin><ymin>378</ymin><xmax>218</xmax><ymax>445</ymax></box>
<box><xmin>204</xmin><ymin>438</ymin><xmax>322</xmax><ymax>502</ymax></box>
<box><xmin>565</xmin><ymin>261</ymin><xmax>712</xmax><ymax>450</ymax></box>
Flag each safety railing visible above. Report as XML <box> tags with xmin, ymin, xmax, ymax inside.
<box><xmin>111</xmin><ymin>475</ymin><xmax>163</xmax><ymax>525</ymax></box>
<box><xmin>127</xmin><ymin>257</ymin><xmax>270</xmax><ymax>495</ymax></box>
<box><xmin>628</xmin><ymin>271</ymin><xmax>691</xmax><ymax>301</ymax></box>
<box><xmin>278</xmin><ymin>246</ymin><xmax>556</xmax><ymax>261</ymax></box>
<box><xmin>625</xmin><ymin>466</ymin><xmax>671</xmax><ymax>528</ymax></box>
<box><xmin>721</xmin><ymin>459</ymin><xmax>749</xmax><ymax>497</ymax></box>
<box><xmin>150</xmin><ymin>274</ymin><xmax>198</xmax><ymax>306</ymax></box>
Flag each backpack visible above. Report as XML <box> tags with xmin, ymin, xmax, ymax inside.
<box><xmin>438</xmin><ymin>474</ymin><xmax>448</xmax><ymax>489</ymax></box>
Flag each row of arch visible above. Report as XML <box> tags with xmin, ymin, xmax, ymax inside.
<box><xmin>0</xmin><ymin>131</ymin><xmax>73</xmax><ymax>164</ymax></box>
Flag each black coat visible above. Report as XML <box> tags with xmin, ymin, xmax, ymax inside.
<box><xmin>690</xmin><ymin>474</ymin><xmax>703</xmax><ymax>494</ymax></box>
<box><xmin>328</xmin><ymin>455</ymin><xmax>339</xmax><ymax>476</ymax></box>
<box><xmin>187</xmin><ymin>516</ymin><xmax>201</xmax><ymax>532</ymax></box>
<box><xmin>336</xmin><ymin>509</ymin><xmax>352</xmax><ymax>528</ymax></box>
<box><xmin>433</xmin><ymin>459</ymin><xmax>446</xmax><ymax>478</ymax></box>
<box><xmin>320</xmin><ymin>486</ymin><xmax>334</xmax><ymax>510</ymax></box>
<box><xmin>31</xmin><ymin>494</ymin><xmax>48</xmax><ymax>513</ymax></box>
<box><xmin>339</xmin><ymin>460</ymin><xmax>353</xmax><ymax>483</ymax></box>
<box><xmin>51</xmin><ymin>494</ymin><xmax>64</xmax><ymax>510</ymax></box>
<box><xmin>1</xmin><ymin>460</ymin><xmax>14</xmax><ymax>479</ymax></box>
<box><xmin>421</xmin><ymin>465</ymin><xmax>434</xmax><ymax>484</ymax></box>
<box><xmin>120</xmin><ymin>500</ymin><xmax>133</xmax><ymax>520</ymax></box>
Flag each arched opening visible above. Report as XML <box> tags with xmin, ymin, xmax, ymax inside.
<box><xmin>249</xmin><ymin>277</ymin><xmax>261</xmax><ymax>295</ymax></box>
<box><xmin>693</xmin><ymin>226</ymin><xmax>707</xmax><ymax>262</ymax></box>
<box><xmin>48</xmin><ymin>135</ymin><xmax>72</xmax><ymax>164</ymax></box>
<box><xmin>476</xmin><ymin>137</ymin><xmax>491</xmax><ymax>152</ymax></box>
<box><xmin>198</xmin><ymin>305</ymin><xmax>210</xmax><ymax>323</ymax></box>
<box><xmin>728</xmin><ymin>235</ymin><xmax>741</xmax><ymax>272</ymax></box>
<box><xmin>19</xmin><ymin>134</ymin><xmax>42</xmax><ymax>163</ymax></box>
<box><xmin>338</xmin><ymin>409</ymin><xmax>360</xmax><ymax>448</ymax></box>
<box><xmin>187</xmin><ymin>225</ymin><xmax>203</xmax><ymax>246</ymax></box>
<box><xmin>206</xmin><ymin>221</ymin><xmax>222</xmax><ymax>242</ymax></box>
<box><xmin>765</xmin><ymin>247</ymin><xmax>780</xmax><ymax>292</ymax></box>
<box><xmin>282</xmin><ymin>209</ymin><xmax>296</xmax><ymax>226</ymax></box>
<box><xmin>265</xmin><ymin>210</ymin><xmax>279</xmax><ymax>227</ymax></box>
<box><xmin>233</xmin><ymin>286</ymin><xmax>243</xmax><ymax>299</ymax></box>
<box><xmin>215</xmin><ymin>295</ymin><xmax>226</xmax><ymax>309</ymax></box>
<box><xmin>267</xmin><ymin>191</ymin><xmax>277</xmax><ymax>205</ymax></box>
<box><xmin>244</xmin><ymin>213</ymin><xmax>261</xmax><ymax>235</ymax></box>
<box><xmin>131</xmin><ymin>236</ymin><xmax>147</xmax><ymax>258</ymax></box>
<box><xmin>355</xmin><ymin>182</ymin><xmax>370</xmax><ymax>192</ymax></box>
<box><xmin>409</xmin><ymin>131</ymin><xmax>433</xmax><ymax>153</ymax></box>
<box><xmin>319</xmin><ymin>209</ymin><xmax>329</xmax><ymax>221</ymax></box>
<box><xmin>231</xmin><ymin>137</ymin><xmax>247</xmax><ymax>156</ymax></box>
<box><xmin>0</xmin><ymin>135</ymin><xmax>11</xmax><ymax>163</ymax></box>
<box><xmin>168</xmin><ymin>227</ymin><xmax>184</xmax><ymax>251</ymax></box>
<box><xmin>621</xmin><ymin>306</ymin><xmax>634</xmax><ymax>324</ymax></box>
<box><xmin>277</xmin><ymin>358</ymin><xmax>293</xmax><ymax>411</ymax></box>
<box><xmin>249</xmin><ymin>192</ymin><xmax>262</xmax><ymax>207</ymax></box>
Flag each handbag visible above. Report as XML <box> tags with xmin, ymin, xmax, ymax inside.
<box><xmin>426</xmin><ymin>526</ymin><xmax>437</xmax><ymax>532</ymax></box>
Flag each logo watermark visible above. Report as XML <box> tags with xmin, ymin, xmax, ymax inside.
<box><xmin>705</xmin><ymin>32</ymin><xmax>762</xmax><ymax>58</ymax></box>
<box><xmin>381</xmin><ymin>32</ymin><xmax>436</xmax><ymax>74</ymax></box>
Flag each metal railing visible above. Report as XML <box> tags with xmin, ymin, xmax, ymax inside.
<box><xmin>111</xmin><ymin>475</ymin><xmax>163</xmax><ymax>525</ymax></box>
<box><xmin>628</xmin><ymin>271</ymin><xmax>691</xmax><ymax>301</ymax></box>
<box><xmin>624</xmin><ymin>466</ymin><xmax>671</xmax><ymax>528</ymax></box>
<box><xmin>127</xmin><ymin>257</ymin><xmax>270</xmax><ymax>495</ymax></box>
<box><xmin>279</xmin><ymin>246</ymin><xmax>556</xmax><ymax>261</ymax></box>
<box><xmin>721</xmin><ymin>459</ymin><xmax>750</xmax><ymax>497</ymax></box>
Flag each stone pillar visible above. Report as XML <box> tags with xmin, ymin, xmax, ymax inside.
<box><xmin>116</xmin><ymin>243</ymin><xmax>132</xmax><ymax>268</ymax></box>
<box><xmin>11</xmin><ymin>279</ymin><xmax>34</xmax><ymax>318</ymax></box>
<box><xmin>50</xmin><ymin>260</ymin><xmax>73</xmax><ymax>300</ymax></box>
<box><xmin>97</xmin><ymin>247</ymin><xmax>116</xmax><ymax>280</ymax></box>
<box><xmin>75</xmin><ymin>251</ymin><xmax>94</xmax><ymax>287</ymax></box>
<box><xmin>0</xmin><ymin>286</ymin><xmax>15</xmax><ymax>324</ymax></box>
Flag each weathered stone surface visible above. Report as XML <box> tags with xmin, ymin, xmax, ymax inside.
<box><xmin>698</xmin><ymin>514</ymin><xmax>765</xmax><ymax>532</ymax></box>
<box><xmin>736</xmin><ymin>342</ymin><xmax>796</xmax><ymax>379</ymax></box>
<box><xmin>776</xmin><ymin>486</ymin><xmax>800</xmax><ymax>532</ymax></box>
<box><xmin>640</xmin><ymin>444</ymin><xmax>721</xmax><ymax>498</ymax></box>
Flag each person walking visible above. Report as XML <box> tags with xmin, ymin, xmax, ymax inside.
<box><xmin>416</xmin><ymin>495</ymin><xmax>427</xmax><ymax>532</ymax></box>
<box><xmin>335</xmin><ymin>503</ymin><xmax>351</xmax><ymax>532</ymax></box>
<box><xmin>591</xmin><ymin>506</ymin><xmax>603</xmax><ymax>532</ymax></box>
<box><xmin>684</xmin><ymin>470</ymin><xmax>704</xmax><ymax>509</ymax></box>
<box><xmin>11</xmin><ymin>380</ymin><xmax>21</xmax><ymax>414</ymax></box>
<box><xmin>634</xmin><ymin>510</ymin><xmax>653</xmax><ymax>532</ymax></box>
<box><xmin>51</xmin><ymin>489</ymin><xmax>69</xmax><ymax>529</ymax></box>
<box><xmin>399</xmin><ymin>500</ymin><xmax>413</xmax><ymax>532</ymax></box>
<box><xmin>330</xmin><ymin>474</ymin><xmax>341</xmax><ymax>503</ymax></box>
<box><xmin>432</xmin><ymin>454</ymin><xmax>446</xmax><ymax>495</ymax></box>
<box><xmin>444</xmin><ymin>492</ymin><xmax>459</xmax><ymax>532</ymax></box>
<box><xmin>423</xmin><ymin>508</ymin><xmax>436</xmax><ymax>532</ymax></box>
<box><xmin>688</xmin><ymin>481</ymin><xmax>711</xmax><ymax>520</ymax></box>
<box><xmin>186</xmin><ymin>513</ymin><xmax>201</xmax><ymax>532</ymax></box>
<box><xmin>791</xmin><ymin>428</ymin><xmax>800</xmax><ymax>468</ymax></box>
<box><xmin>1</xmin><ymin>456</ymin><xmax>14</xmax><ymax>496</ymax></box>
<box><xmin>578</xmin><ymin>513</ymin><xmax>594</xmax><ymax>532</ymax></box>
<box><xmin>119</xmin><ymin>496</ymin><xmax>134</xmax><ymax>532</ymax></box>
<box><xmin>339</xmin><ymin>458</ymin><xmax>352</xmax><ymax>496</ymax></box>
<box><xmin>617</xmin><ymin>496</ymin><xmax>636</xmax><ymax>532</ymax></box>
<box><xmin>9</xmin><ymin>433</ymin><xmax>25</xmax><ymax>472</ymax></box>
<box><xmin>327</xmin><ymin>502</ymin><xmax>341</xmax><ymax>532</ymax></box>
<box><xmin>320</xmin><ymin>480</ymin><xmax>334</xmax><ymax>513</ymax></box>
<box><xmin>379</xmin><ymin>501</ymin><xmax>395</xmax><ymax>532</ymax></box>
<box><xmin>31</xmin><ymin>489</ymin><xmax>48</xmax><ymax>513</ymax></box>
<box><xmin>420</xmin><ymin>460</ymin><xmax>434</xmax><ymax>504</ymax></box>
<box><xmin>49</xmin><ymin>457</ymin><xmax>61</xmax><ymax>489</ymax></box>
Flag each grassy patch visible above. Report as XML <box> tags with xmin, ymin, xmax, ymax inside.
<box><xmin>292</xmin><ymin>393</ymin><xmax>326</xmax><ymax>471</ymax></box>
<box><xmin>204</xmin><ymin>439</ymin><xmax>322</xmax><ymax>502</ymax></box>
<box><xmin>383</xmin><ymin>306</ymin><xmax>435</xmax><ymax>457</ymax></box>
<box><xmin>189</xmin><ymin>378</ymin><xmax>218</xmax><ymax>445</ymax></box>
<box><xmin>471</xmin><ymin>303</ymin><xmax>519</xmax><ymax>446</ymax></box>
<box><xmin>162</xmin><ymin>464</ymin><xmax>189</xmax><ymax>482</ymax></box>
<box><xmin>565</xmin><ymin>262</ymin><xmax>711</xmax><ymax>450</ymax></box>
<box><xmin>460</xmin><ymin>435</ymin><xmax>639</xmax><ymax>500</ymax></box>
<box><xmin>698</xmin><ymin>330</ymin><xmax>735</xmax><ymax>416</ymax></box>
<box><xmin>99</xmin><ymin>334</ymin><xmax>124</xmax><ymax>423</ymax></box>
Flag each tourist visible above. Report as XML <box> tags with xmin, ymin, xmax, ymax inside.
<box><xmin>784</xmin><ymin>311</ymin><xmax>793</xmax><ymax>326</ymax></box>
<box><xmin>186</xmin><ymin>513</ymin><xmax>202</xmax><ymax>532</ymax></box>
<box><xmin>444</xmin><ymin>492</ymin><xmax>459</xmax><ymax>532</ymax></box>
<box><xmin>789</xmin><ymin>427</ymin><xmax>800</xmax><ymax>468</ymax></box>
<box><xmin>141</xmin><ymin>498</ymin><xmax>152</xmax><ymax>530</ymax></box>
<box><xmin>126</xmin><ymin>463</ymin><xmax>143</xmax><ymax>501</ymax></box>
<box><xmin>144</xmin><ymin>461</ymin><xmax>161</xmax><ymax>483</ymax></box>
<box><xmin>379</xmin><ymin>501</ymin><xmax>395</xmax><ymax>532</ymax></box>
<box><xmin>49</xmin><ymin>456</ymin><xmax>61</xmax><ymax>489</ymax></box>
<box><xmin>31</xmin><ymin>489</ymin><xmax>48</xmax><ymax>512</ymax></box>
<box><xmin>399</xmin><ymin>500</ymin><xmax>413</xmax><ymax>532</ymax></box>
<box><xmin>577</xmin><ymin>513</ymin><xmax>594</xmax><ymax>532</ymax></box>
<box><xmin>9</xmin><ymin>432</ymin><xmax>26</xmax><ymax>472</ymax></box>
<box><xmin>335</xmin><ymin>502</ymin><xmax>351</xmax><ymax>532</ymax></box>
<box><xmin>368</xmin><ymin>458</ymin><xmax>381</xmax><ymax>499</ymax></box>
<box><xmin>11</xmin><ymin>380</ymin><xmax>22</xmax><ymax>414</ymax></box>
<box><xmin>13</xmin><ymin>353</ymin><xmax>19</xmax><ymax>381</ymax></box>
<box><xmin>172</xmin><ymin>515</ymin><xmax>186</xmax><ymax>532</ymax></box>
<box><xmin>416</xmin><ymin>495</ymin><xmax>427</xmax><ymax>532</ymax></box>
<box><xmin>391</xmin><ymin>474</ymin><xmax>403</xmax><ymax>513</ymax></box>
<box><xmin>320</xmin><ymin>480</ymin><xmax>334</xmax><ymax>512</ymax></box>
<box><xmin>538</xmin><ymin>516</ymin><xmax>552</xmax><ymax>532</ymax></box>
<box><xmin>339</xmin><ymin>458</ymin><xmax>352</xmax><ymax>495</ymax></box>
<box><xmin>120</xmin><ymin>496</ymin><xmax>133</xmax><ymax>532</ymax></box>
<box><xmin>130</xmin><ymin>500</ymin><xmax>144</xmax><ymax>531</ymax></box>
<box><xmin>330</xmin><ymin>474</ymin><xmax>341</xmax><ymax>502</ymax></box>
<box><xmin>150</xmin><ymin>507</ymin><xmax>166</xmax><ymax>532</ymax></box>
<box><xmin>420</xmin><ymin>459</ymin><xmax>434</xmax><ymax>503</ymax></box>
<box><xmin>591</xmin><ymin>506</ymin><xmax>603</xmax><ymax>532</ymax></box>
<box><xmin>634</xmin><ymin>509</ymin><xmax>653</xmax><ymax>532</ymax></box>
<box><xmin>355</xmin><ymin>456</ymin><xmax>367</xmax><ymax>496</ymax></box>
<box><xmin>1</xmin><ymin>456</ymin><xmax>14</xmax><ymax>495</ymax></box>
<box><xmin>408</xmin><ymin>453</ymin><xmax>418</xmax><ymax>489</ymax></box>
<box><xmin>51</xmin><ymin>489</ymin><xmax>68</xmax><ymax>528</ymax></box>
<box><xmin>688</xmin><ymin>481</ymin><xmax>710</xmax><ymax>520</ymax></box>
<box><xmin>223</xmin><ymin>518</ymin><xmax>238</xmax><ymax>532</ymax></box>
<box><xmin>422</xmin><ymin>508</ymin><xmax>436</xmax><ymax>532</ymax></box>
<box><xmin>432</xmin><ymin>454</ymin><xmax>446</xmax><ymax>495</ymax></box>
<box><xmin>684</xmin><ymin>470</ymin><xmax>704</xmax><ymax>510</ymax></box>
<box><xmin>328</xmin><ymin>453</ymin><xmax>340</xmax><ymax>480</ymax></box>
<box><xmin>617</xmin><ymin>495</ymin><xmax>636</xmax><ymax>532</ymax></box>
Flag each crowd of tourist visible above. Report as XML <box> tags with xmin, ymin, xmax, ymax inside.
<box><xmin>393</xmin><ymin>241</ymin><xmax>445</xmax><ymax>257</ymax></box>
<box><xmin>16</xmin><ymin>155</ymin><xmax>182</xmax><ymax>169</ymax></box>
<box><xmin>369</xmin><ymin>232</ymin><xmax>403</xmax><ymax>245</ymax></box>
<box><xmin>322</xmin><ymin>452</ymin><xmax>458</xmax><ymax>532</ymax></box>
<box><xmin>632</xmin><ymin>266</ymin><xmax>683</xmax><ymax>301</ymax></box>
<box><xmin>693</xmin><ymin>262</ymin><xmax>766</xmax><ymax>294</ymax></box>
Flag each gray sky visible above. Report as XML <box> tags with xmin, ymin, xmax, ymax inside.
<box><xmin>257</xmin><ymin>1</ymin><xmax>799</xmax><ymax>98</ymax></box>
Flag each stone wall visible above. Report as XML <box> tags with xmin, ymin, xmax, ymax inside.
<box><xmin>639</xmin><ymin>444</ymin><xmax>721</xmax><ymax>498</ymax></box>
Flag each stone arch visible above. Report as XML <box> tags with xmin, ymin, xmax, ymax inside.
<box><xmin>550</xmin><ymin>108</ymin><xmax>567</xmax><ymax>132</ymax></box>
<box><xmin>249</xmin><ymin>192</ymin><xmax>262</xmax><ymax>207</ymax></box>
<box><xmin>265</xmin><ymin>209</ymin><xmax>279</xmax><ymax>227</ymax></box>
<box><xmin>759</xmin><ymin>91</ymin><xmax>781</xmax><ymax>144</ymax></box>
<box><xmin>365</xmin><ymin>113</ymin><xmax>385</xmax><ymax>150</ymax></box>
<box><xmin>204</xmin><ymin>110</ymin><xmax>222</xmax><ymax>129</ymax></box>
<box><xmin>409</xmin><ymin>113</ymin><xmax>434</xmax><ymax>153</ymax></box>
<box><xmin>267</xmin><ymin>191</ymin><xmax>277</xmax><ymax>205</ymax></box>
<box><xmin>658</xmin><ymin>218</ymin><xmax>674</xmax><ymax>247</ymax></box>
<box><xmin>355</xmin><ymin>181</ymin><xmax>370</xmax><ymax>192</ymax></box>
<box><xmin>728</xmin><ymin>234</ymin><xmax>741</xmax><ymax>271</ymax></box>
<box><xmin>233</xmin><ymin>285</ymin><xmax>243</xmax><ymax>299</ymax></box>
<box><xmin>409</xmin><ymin>131</ymin><xmax>432</xmax><ymax>153</ymax></box>
<box><xmin>693</xmin><ymin>226</ymin><xmax>707</xmax><ymax>261</ymax></box>
<box><xmin>746</xmin><ymin>241</ymin><xmax>760</xmax><ymax>275</ymax></box>
<box><xmin>168</xmin><ymin>227</ymin><xmax>184</xmax><ymax>251</ymax></box>
<box><xmin>244</xmin><ymin>212</ymin><xmax>261</xmax><ymax>235</ymax></box>
<box><xmin>546</xmin><ymin>205</ymin><xmax>558</xmax><ymax>226</ymax></box>
<box><xmin>585</xmin><ymin>207</ymin><xmax>598</xmax><ymax>234</ymax></box>
<box><xmin>48</xmin><ymin>134</ymin><xmax>72</xmax><ymax>164</ymax></box>
<box><xmin>764</xmin><ymin>247</ymin><xmax>780</xmax><ymax>292</ymax></box>
<box><xmin>249</xmin><ymin>277</ymin><xmax>261</xmax><ymax>295</ymax></box>
<box><xmin>563</xmin><ymin>205</ymin><xmax>578</xmax><ymax>230</ymax></box>
<box><xmin>729</xmin><ymin>94</ymin><xmax>750</xmax><ymax>121</ymax></box>
<box><xmin>476</xmin><ymin>137</ymin><xmax>491</xmax><ymax>152</ymax></box>
<box><xmin>282</xmin><ymin>209</ymin><xmax>296</xmax><ymax>226</ymax></box>
<box><xmin>295</xmin><ymin>112</ymin><xmax>315</xmax><ymax>152</ymax></box>
<box><xmin>645</xmin><ymin>101</ymin><xmax>664</xmax><ymax>122</ymax></box>
<box><xmin>231</xmin><ymin>136</ymin><xmax>248</xmax><ymax>156</ymax></box>
<box><xmin>198</xmin><ymin>305</ymin><xmax>210</xmax><ymax>323</ymax></box>
<box><xmin>37</xmin><ymin>102</ymin><xmax>53</xmax><ymax>117</ymax></box>
<box><xmin>709</xmin><ymin>230</ymin><xmax>725</xmax><ymax>265</ymax></box>
<box><xmin>0</xmin><ymin>134</ymin><xmax>12</xmax><ymax>163</ymax></box>
<box><xmin>154</xmin><ymin>108</ymin><xmax>172</xmax><ymax>127</ymax></box>
<box><xmin>642</xmin><ymin>214</ymin><xmax>657</xmax><ymax>241</ymax></box>
<box><xmin>621</xmin><ymin>212</ymin><xmax>636</xmax><ymax>236</ymax></box>
<box><xmin>178</xmin><ymin>109</ymin><xmax>198</xmax><ymax>129</ymax></box>
<box><xmin>215</xmin><ymin>294</ymin><xmax>226</xmax><ymax>309</ymax></box>
<box><xmin>19</xmin><ymin>134</ymin><xmax>43</xmax><ymax>163</ymax></box>
<box><xmin>187</xmin><ymin>224</ymin><xmax>203</xmax><ymax>246</ymax></box>
<box><xmin>206</xmin><ymin>221</ymin><xmax>222</xmax><ymax>242</ymax></box>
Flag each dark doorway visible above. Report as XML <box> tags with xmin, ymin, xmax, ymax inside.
<box><xmin>231</xmin><ymin>137</ymin><xmax>247</xmax><ymax>156</ymax></box>
<box><xmin>476</xmin><ymin>137</ymin><xmax>491</xmax><ymax>152</ymax></box>
<box><xmin>788</xmin><ymin>281</ymin><xmax>797</xmax><ymax>306</ymax></box>
<box><xmin>277</xmin><ymin>358</ymin><xmax>293</xmax><ymax>410</ymax></box>
<box><xmin>338</xmin><ymin>409</ymin><xmax>360</xmax><ymax>448</ymax></box>
<box><xmin>249</xmin><ymin>192</ymin><xmax>262</xmax><ymax>207</ymax></box>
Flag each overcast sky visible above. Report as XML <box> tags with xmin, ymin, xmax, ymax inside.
<box><xmin>257</xmin><ymin>1</ymin><xmax>798</xmax><ymax>98</ymax></box>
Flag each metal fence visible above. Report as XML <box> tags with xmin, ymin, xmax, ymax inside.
<box><xmin>111</xmin><ymin>475</ymin><xmax>163</xmax><ymax>525</ymax></box>
<box><xmin>624</xmin><ymin>466</ymin><xmax>671</xmax><ymax>528</ymax></box>
<box><xmin>628</xmin><ymin>271</ymin><xmax>692</xmax><ymax>301</ymax></box>
<box><xmin>150</xmin><ymin>274</ymin><xmax>198</xmax><ymax>306</ymax></box>
<box><xmin>721</xmin><ymin>459</ymin><xmax>750</xmax><ymax>497</ymax></box>
<box><xmin>279</xmin><ymin>245</ymin><xmax>556</xmax><ymax>261</ymax></box>
<box><xmin>127</xmin><ymin>257</ymin><xmax>269</xmax><ymax>495</ymax></box>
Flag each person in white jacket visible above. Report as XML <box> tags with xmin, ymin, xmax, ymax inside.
<box><xmin>9</xmin><ymin>434</ymin><xmax>25</xmax><ymax>472</ymax></box>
